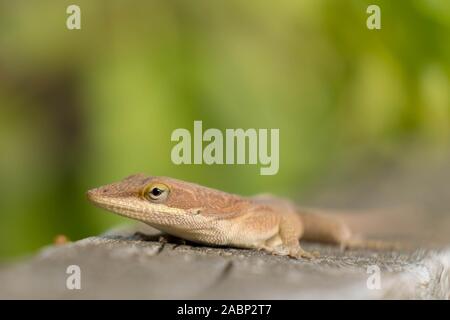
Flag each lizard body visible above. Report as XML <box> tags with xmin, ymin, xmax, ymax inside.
<box><xmin>87</xmin><ymin>174</ymin><xmax>385</xmax><ymax>259</ymax></box>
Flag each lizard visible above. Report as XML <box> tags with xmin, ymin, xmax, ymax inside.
<box><xmin>86</xmin><ymin>173</ymin><xmax>396</xmax><ymax>259</ymax></box>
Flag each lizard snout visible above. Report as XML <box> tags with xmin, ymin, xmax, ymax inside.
<box><xmin>86</xmin><ymin>187</ymin><xmax>110</xmax><ymax>202</ymax></box>
<box><xmin>86</xmin><ymin>188</ymin><xmax>98</xmax><ymax>202</ymax></box>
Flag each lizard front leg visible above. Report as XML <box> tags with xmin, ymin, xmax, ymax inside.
<box><xmin>262</xmin><ymin>212</ymin><xmax>317</xmax><ymax>259</ymax></box>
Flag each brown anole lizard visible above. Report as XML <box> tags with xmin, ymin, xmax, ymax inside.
<box><xmin>87</xmin><ymin>174</ymin><xmax>394</xmax><ymax>259</ymax></box>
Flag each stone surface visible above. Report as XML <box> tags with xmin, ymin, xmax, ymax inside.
<box><xmin>0</xmin><ymin>223</ymin><xmax>449</xmax><ymax>299</ymax></box>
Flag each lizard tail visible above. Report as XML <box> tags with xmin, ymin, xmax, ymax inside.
<box><xmin>299</xmin><ymin>210</ymin><xmax>353</xmax><ymax>245</ymax></box>
<box><xmin>298</xmin><ymin>207</ymin><xmax>415</xmax><ymax>250</ymax></box>
<box><xmin>339</xmin><ymin>238</ymin><xmax>406</xmax><ymax>251</ymax></box>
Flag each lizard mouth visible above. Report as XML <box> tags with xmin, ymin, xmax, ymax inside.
<box><xmin>86</xmin><ymin>191</ymin><xmax>147</xmax><ymax>220</ymax></box>
<box><xmin>86</xmin><ymin>189</ymin><xmax>190</xmax><ymax>222</ymax></box>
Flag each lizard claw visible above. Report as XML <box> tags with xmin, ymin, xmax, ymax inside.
<box><xmin>288</xmin><ymin>249</ymin><xmax>318</xmax><ymax>260</ymax></box>
<box><xmin>264</xmin><ymin>245</ymin><xmax>318</xmax><ymax>260</ymax></box>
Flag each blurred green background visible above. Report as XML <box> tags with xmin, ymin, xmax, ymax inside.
<box><xmin>0</xmin><ymin>0</ymin><xmax>449</xmax><ymax>260</ymax></box>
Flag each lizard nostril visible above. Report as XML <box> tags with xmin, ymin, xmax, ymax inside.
<box><xmin>102</xmin><ymin>188</ymin><xmax>109</xmax><ymax>193</ymax></box>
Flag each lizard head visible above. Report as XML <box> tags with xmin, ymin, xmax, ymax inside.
<box><xmin>86</xmin><ymin>173</ymin><xmax>246</xmax><ymax>228</ymax></box>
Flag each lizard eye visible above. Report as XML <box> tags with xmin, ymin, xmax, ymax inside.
<box><xmin>144</xmin><ymin>183</ymin><xmax>169</xmax><ymax>201</ymax></box>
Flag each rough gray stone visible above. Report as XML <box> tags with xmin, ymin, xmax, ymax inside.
<box><xmin>0</xmin><ymin>223</ymin><xmax>448</xmax><ymax>299</ymax></box>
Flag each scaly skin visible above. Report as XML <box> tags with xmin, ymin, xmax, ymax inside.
<box><xmin>86</xmin><ymin>174</ymin><xmax>386</xmax><ymax>259</ymax></box>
